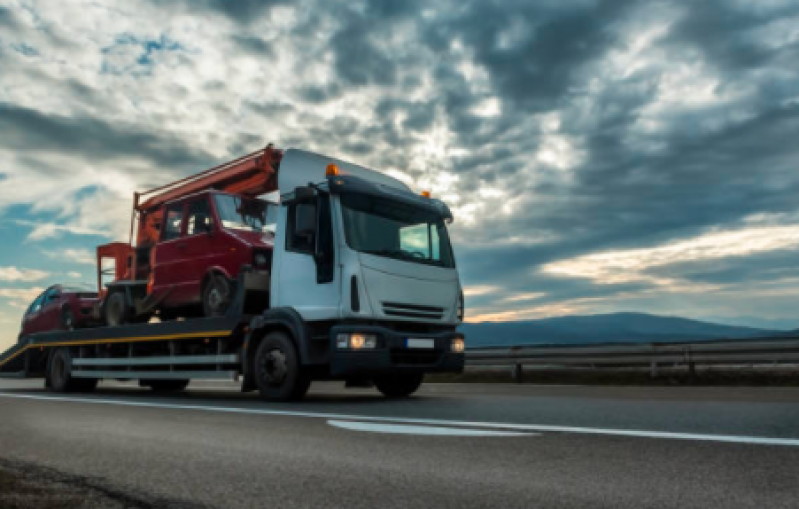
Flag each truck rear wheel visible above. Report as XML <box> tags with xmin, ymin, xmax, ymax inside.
<box><xmin>253</xmin><ymin>331</ymin><xmax>310</xmax><ymax>402</ymax></box>
<box><xmin>374</xmin><ymin>373</ymin><xmax>424</xmax><ymax>399</ymax></box>
<box><xmin>47</xmin><ymin>348</ymin><xmax>97</xmax><ymax>393</ymax></box>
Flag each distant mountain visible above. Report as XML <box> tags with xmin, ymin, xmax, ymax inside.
<box><xmin>460</xmin><ymin>312</ymin><xmax>792</xmax><ymax>348</ymax></box>
<box><xmin>701</xmin><ymin>316</ymin><xmax>799</xmax><ymax>331</ymax></box>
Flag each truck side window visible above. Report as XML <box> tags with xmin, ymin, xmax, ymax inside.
<box><xmin>287</xmin><ymin>202</ymin><xmax>317</xmax><ymax>254</ymax></box>
<box><xmin>186</xmin><ymin>198</ymin><xmax>213</xmax><ymax>236</ymax></box>
<box><xmin>162</xmin><ymin>204</ymin><xmax>184</xmax><ymax>241</ymax></box>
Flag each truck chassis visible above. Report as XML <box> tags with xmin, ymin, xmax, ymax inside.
<box><xmin>0</xmin><ymin>272</ymin><xmax>464</xmax><ymax>401</ymax></box>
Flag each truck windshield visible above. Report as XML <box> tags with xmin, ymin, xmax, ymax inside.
<box><xmin>214</xmin><ymin>195</ymin><xmax>276</xmax><ymax>234</ymax></box>
<box><xmin>340</xmin><ymin>194</ymin><xmax>455</xmax><ymax>268</ymax></box>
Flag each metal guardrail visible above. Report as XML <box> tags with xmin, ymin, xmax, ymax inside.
<box><xmin>465</xmin><ymin>336</ymin><xmax>799</xmax><ymax>378</ymax></box>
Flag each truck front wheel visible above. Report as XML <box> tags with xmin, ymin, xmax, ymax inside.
<box><xmin>374</xmin><ymin>373</ymin><xmax>424</xmax><ymax>399</ymax></box>
<box><xmin>253</xmin><ymin>331</ymin><xmax>311</xmax><ymax>402</ymax></box>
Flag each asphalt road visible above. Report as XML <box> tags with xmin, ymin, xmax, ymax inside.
<box><xmin>1</xmin><ymin>379</ymin><xmax>798</xmax><ymax>508</ymax></box>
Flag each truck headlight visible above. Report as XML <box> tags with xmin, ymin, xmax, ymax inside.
<box><xmin>337</xmin><ymin>333</ymin><xmax>378</xmax><ymax>350</ymax></box>
<box><xmin>451</xmin><ymin>337</ymin><xmax>465</xmax><ymax>353</ymax></box>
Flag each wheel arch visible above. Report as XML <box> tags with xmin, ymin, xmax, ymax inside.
<box><xmin>242</xmin><ymin>308</ymin><xmax>312</xmax><ymax>389</ymax></box>
<box><xmin>201</xmin><ymin>267</ymin><xmax>235</xmax><ymax>291</ymax></box>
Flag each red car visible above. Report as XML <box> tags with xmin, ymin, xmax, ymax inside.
<box><xmin>20</xmin><ymin>284</ymin><xmax>99</xmax><ymax>339</ymax></box>
<box><xmin>100</xmin><ymin>190</ymin><xmax>275</xmax><ymax>325</ymax></box>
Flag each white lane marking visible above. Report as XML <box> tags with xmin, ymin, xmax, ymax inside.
<box><xmin>327</xmin><ymin>420</ymin><xmax>536</xmax><ymax>437</ymax></box>
<box><xmin>1</xmin><ymin>392</ymin><xmax>798</xmax><ymax>447</ymax></box>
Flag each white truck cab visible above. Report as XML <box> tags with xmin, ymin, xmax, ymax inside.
<box><xmin>264</xmin><ymin>149</ymin><xmax>465</xmax><ymax>386</ymax></box>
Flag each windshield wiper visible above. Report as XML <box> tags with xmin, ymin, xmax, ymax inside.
<box><xmin>362</xmin><ymin>249</ymin><xmax>407</xmax><ymax>260</ymax></box>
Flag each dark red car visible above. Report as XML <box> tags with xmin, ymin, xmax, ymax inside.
<box><xmin>19</xmin><ymin>284</ymin><xmax>99</xmax><ymax>339</ymax></box>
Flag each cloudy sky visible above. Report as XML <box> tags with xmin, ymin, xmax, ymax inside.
<box><xmin>1</xmin><ymin>0</ymin><xmax>799</xmax><ymax>350</ymax></box>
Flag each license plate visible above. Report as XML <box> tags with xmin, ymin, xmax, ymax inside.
<box><xmin>406</xmin><ymin>338</ymin><xmax>434</xmax><ymax>349</ymax></box>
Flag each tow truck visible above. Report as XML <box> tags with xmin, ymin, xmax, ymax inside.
<box><xmin>0</xmin><ymin>146</ymin><xmax>466</xmax><ymax>401</ymax></box>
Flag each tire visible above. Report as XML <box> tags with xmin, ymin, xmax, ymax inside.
<box><xmin>61</xmin><ymin>307</ymin><xmax>75</xmax><ymax>331</ymax></box>
<box><xmin>105</xmin><ymin>292</ymin><xmax>128</xmax><ymax>327</ymax></box>
<box><xmin>203</xmin><ymin>275</ymin><xmax>233</xmax><ymax>317</ymax></box>
<box><xmin>374</xmin><ymin>373</ymin><xmax>424</xmax><ymax>399</ymax></box>
<box><xmin>47</xmin><ymin>347</ymin><xmax>97</xmax><ymax>393</ymax></box>
<box><xmin>253</xmin><ymin>331</ymin><xmax>310</xmax><ymax>402</ymax></box>
<box><xmin>144</xmin><ymin>379</ymin><xmax>190</xmax><ymax>392</ymax></box>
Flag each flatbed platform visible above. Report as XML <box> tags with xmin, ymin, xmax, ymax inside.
<box><xmin>0</xmin><ymin>316</ymin><xmax>246</xmax><ymax>377</ymax></box>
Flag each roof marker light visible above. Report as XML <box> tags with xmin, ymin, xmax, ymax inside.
<box><xmin>326</xmin><ymin>164</ymin><xmax>340</xmax><ymax>177</ymax></box>
<box><xmin>421</xmin><ymin>191</ymin><xmax>431</xmax><ymax>198</ymax></box>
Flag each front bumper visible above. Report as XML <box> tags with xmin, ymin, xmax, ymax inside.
<box><xmin>329</xmin><ymin>324</ymin><xmax>465</xmax><ymax>377</ymax></box>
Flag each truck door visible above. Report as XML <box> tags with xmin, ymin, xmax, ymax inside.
<box><xmin>180</xmin><ymin>196</ymin><xmax>216</xmax><ymax>303</ymax></box>
<box><xmin>274</xmin><ymin>193</ymin><xmax>340</xmax><ymax>320</ymax></box>
<box><xmin>153</xmin><ymin>202</ymin><xmax>187</xmax><ymax>305</ymax></box>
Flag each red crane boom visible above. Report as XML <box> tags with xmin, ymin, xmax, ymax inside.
<box><xmin>96</xmin><ymin>144</ymin><xmax>283</xmax><ymax>293</ymax></box>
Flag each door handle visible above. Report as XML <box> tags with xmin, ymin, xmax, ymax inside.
<box><xmin>178</xmin><ymin>242</ymin><xmax>187</xmax><ymax>249</ymax></box>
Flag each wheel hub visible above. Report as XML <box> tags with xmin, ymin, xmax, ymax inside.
<box><xmin>208</xmin><ymin>288</ymin><xmax>222</xmax><ymax>308</ymax></box>
<box><xmin>261</xmin><ymin>349</ymin><xmax>288</xmax><ymax>384</ymax></box>
<box><xmin>207</xmin><ymin>284</ymin><xmax>228</xmax><ymax>312</ymax></box>
<box><xmin>53</xmin><ymin>356</ymin><xmax>66</xmax><ymax>386</ymax></box>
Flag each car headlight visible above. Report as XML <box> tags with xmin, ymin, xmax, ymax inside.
<box><xmin>451</xmin><ymin>337</ymin><xmax>465</xmax><ymax>353</ymax></box>
<box><xmin>337</xmin><ymin>333</ymin><xmax>378</xmax><ymax>350</ymax></box>
<box><xmin>254</xmin><ymin>252</ymin><xmax>270</xmax><ymax>267</ymax></box>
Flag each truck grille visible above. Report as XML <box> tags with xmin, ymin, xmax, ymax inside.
<box><xmin>382</xmin><ymin>302</ymin><xmax>444</xmax><ymax>320</ymax></box>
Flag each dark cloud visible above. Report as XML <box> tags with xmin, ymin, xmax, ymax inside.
<box><xmin>667</xmin><ymin>1</ymin><xmax>799</xmax><ymax>74</ymax></box>
<box><xmin>297</xmin><ymin>83</ymin><xmax>342</xmax><ymax>104</ymax></box>
<box><xmin>325</xmin><ymin>1</ymin><xmax>423</xmax><ymax>88</ymax></box>
<box><xmin>200</xmin><ymin>0</ymin><xmax>288</xmax><ymax>22</ymax></box>
<box><xmin>152</xmin><ymin>0</ymin><xmax>289</xmax><ymax>24</ymax></box>
<box><xmin>424</xmin><ymin>1</ymin><xmax>635</xmax><ymax>113</ymax></box>
<box><xmin>0</xmin><ymin>5</ymin><xmax>19</xmax><ymax>29</ymax></box>
<box><xmin>0</xmin><ymin>103</ymin><xmax>213</xmax><ymax>170</ymax></box>
<box><xmin>245</xmin><ymin>100</ymin><xmax>295</xmax><ymax>118</ymax></box>
<box><xmin>231</xmin><ymin>35</ymin><xmax>274</xmax><ymax>55</ymax></box>
<box><xmin>647</xmin><ymin>248</ymin><xmax>799</xmax><ymax>286</ymax></box>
